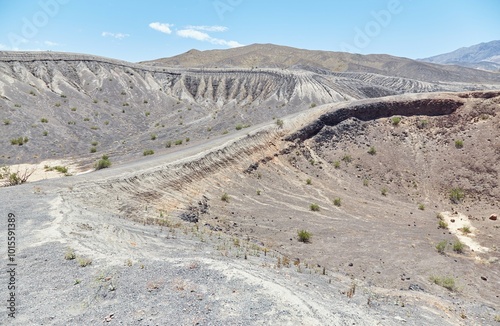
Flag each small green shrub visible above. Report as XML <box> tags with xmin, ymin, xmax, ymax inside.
<box><xmin>363</xmin><ymin>179</ymin><xmax>369</xmax><ymax>186</ymax></box>
<box><xmin>145</xmin><ymin>111</ymin><xmax>150</xmax><ymax>117</ymax></box>
<box><xmin>298</xmin><ymin>230</ymin><xmax>312</xmax><ymax>243</ymax></box>
<box><xmin>43</xmin><ymin>131</ymin><xmax>48</xmax><ymax>136</ymax></box>
<box><xmin>333</xmin><ymin>197</ymin><xmax>341</xmax><ymax>207</ymax></box>
<box><xmin>10</xmin><ymin>137</ymin><xmax>28</xmax><ymax>146</ymax></box>
<box><xmin>64</xmin><ymin>248</ymin><xmax>76</xmax><ymax>260</ymax></box>
<box><xmin>90</xmin><ymin>147</ymin><xmax>97</xmax><ymax>153</ymax></box>
<box><xmin>310</xmin><ymin>103</ymin><xmax>317</xmax><ymax>108</ymax></box>
<box><xmin>341</xmin><ymin>155</ymin><xmax>352</xmax><ymax>163</ymax></box>
<box><xmin>418</xmin><ymin>203</ymin><xmax>425</xmax><ymax>210</ymax></box>
<box><xmin>185</xmin><ymin>137</ymin><xmax>190</xmax><ymax>142</ymax></box>
<box><xmin>454</xmin><ymin>140</ymin><xmax>464</xmax><ymax>149</ymax></box>
<box><xmin>104</xmin><ymin>121</ymin><xmax>109</xmax><ymax>125</ymax></box>
<box><xmin>143</xmin><ymin>149</ymin><xmax>154</xmax><ymax>156</ymax></box>
<box><xmin>3</xmin><ymin>119</ymin><xmax>11</xmax><ymax>125</ymax></box>
<box><xmin>416</xmin><ymin>119</ymin><xmax>428</xmax><ymax>129</ymax></box>
<box><xmin>368</xmin><ymin>146</ymin><xmax>376</xmax><ymax>155</ymax></box>
<box><xmin>221</xmin><ymin>193</ymin><xmax>230</xmax><ymax>202</ymax></box>
<box><xmin>150</xmin><ymin>134</ymin><xmax>157</xmax><ymax>140</ymax></box>
<box><xmin>333</xmin><ymin>161</ymin><xmax>340</xmax><ymax>169</ymax></box>
<box><xmin>256</xmin><ymin>189</ymin><xmax>261</xmax><ymax>195</ymax></box>
<box><xmin>77</xmin><ymin>257</ymin><xmax>92</xmax><ymax>267</ymax></box>
<box><xmin>391</xmin><ymin>116</ymin><xmax>402</xmax><ymax>125</ymax></box>
<box><xmin>165</xmin><ymin>141</ymin><xmax>172</xmax><ymax>148</ymax></box>
<box><xmin>235</xmin><ymin>124</ymin><xmax>243</xmax><ymax>130</ymax></box>
<box><xmin>438</xmin><ymin>219</ymin><xmax>448</xmax><ymax>229</ymax></box>
<box><xmin>430</xmin><ymin>275</ymin><xmax>456</xmax><ymax>291</ymax></box>
<box><xmin>276</xmin><ymin>119</ymin><xmax>284</xmax><ymax>128</ymax></box>
<box><xmin>91</xmin><ymin>141</ymin><xmax>98</xmax><ymax>146</ymax></box>
<box><xmin>460</xmin><ymin>226</ymin><xmax>471</xmax><ymax>234</ymax></box>
<box><xmin>452</xmin><ymin>240</ymin><xmax>464</xmax><ymax>253</ymax></box>
<box><xmin>450</xmin><ymin>187</ymin><xmax>465</xmax><ymax>203</ymax></box>
<box><xmin>95</xmin><ymin>155</ymin><xmax>111</xmax><ymax>170</ymax></box>
<box><xmin>306</xmin><ymin>178</ymin><xmax>312</xmax><ymax>185</ymax></box>
<box><xmin>381</xmin><ymin>187</ymin><xmax>388</xmax><ymax>196</ymax></box>
<box><xmin>175</xmin><ymin>139</ymin><xmax>183</xmax><ymax>145</ymax></box>
<box><xmin>70</xmin><ymin>107</ymin><xmax>77</xmax><ymax>111</ymax></box>
<box><xmin>436</xmin><ymin>240</ymin><xmax>447</xmax><ymax>254</ymax></box>
<box><xmin>310</xmin><ymin>203</ymin><xmax>320</xmax><ymax>211</ymax></box>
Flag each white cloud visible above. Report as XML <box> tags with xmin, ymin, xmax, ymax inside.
<box><xmin>177</xmin><ymin>29</ymin><xmax>243</xmax><ymax>48</ymax></box>
<box><xmin>185</xmin><ymin>25</ymin><xmax>228</xmax><ymax>32</ymax></box>
<box><xmin>149</xmin><ymin>22</ymin><xmax>173</xmax><ymax>34</ymax></box>
<box><xmin>44</xmin><ymin>41</ymin><xmax>59</xmax><ymax>46</ymax></box>
<box><xmin>101</xmin><ymin>32</ymin><xmax>130</xmax><ymax>40</ymax></box>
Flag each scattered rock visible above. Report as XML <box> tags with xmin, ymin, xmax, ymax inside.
<box><xmin>348</xmin><ymin>263</ymin><xmax>353</xmax><ymax>267</ymax></box>
<box><xmin>489</xmin><ymin>214</ymin><xmax>497</xmax><ymax>221</ymax></box>
<box><xmin>481</xmin><ymin>276</ymin><xmax>487</xmax><ymax>281</ymax></box>
<box><xmin>408</xmin><ymin>284</ymin><xmax>424</xmax><ymax>291</ymax></box>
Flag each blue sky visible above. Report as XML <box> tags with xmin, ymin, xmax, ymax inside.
<box><xmin>0</xmin><ymin>0</ymin><xmax>499</xmax><ymax>62</ymax></box>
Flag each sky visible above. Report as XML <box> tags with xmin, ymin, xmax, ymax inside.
<box><xmin>0</xmin><ymin>0</ymin><xmax>499</xmax><ymax>62</ymax></box>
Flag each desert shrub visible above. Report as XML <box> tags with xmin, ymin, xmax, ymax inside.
<box><xmin>222</xmin><ymin>130</ymin><xmax>229</xmax><ymax>135</ymax></box>
<box><xmin>235</xmin><ymin>124</ymin><xmax>243</xmax><ymax>130</ymax></box>
<box><xmin>310</xmin><ymin>203</ymin><xmax>320</xmax><ymax>211</ymax></box>
<box><xmin>368</xmin><ymin>146</ymin><xmax>376</xmax><ymax>155</ymax></box>
<box><xmin>416</xmin><ymin>119</ymin><xmax>428</xmax><ymax>129</ymax></box>
<box><xmin>122</xmin><ymin>102</ymin><xmax>129</xmax><ymax>106</ymax></box>
<box><xmin>363</xmin><ymin>179</ymin><xmax>369</xmax><ymax>186</ymax></box>
<box><xmin>145</xmin><ymin>111</ymin><xmax>150</xmax><ymax>117</ymax></box>
<box><xmin>150</xmin><ymin>134</ymin><xmax>157</xmax><ymax>140</ymax></box>
<box><xmin>221</xmin><ymin>193</ymin><xmax>230</xmax><ymax>202</ymax></box>
<box><xmin>449</xmin><ymin>187</ymin><xmax>465</xmax><ymax>203</ymax></box>
<box><xmin>90</xmin><ymin>147</ymin><xmax>97</xmax><ymax>153</ymax></box>
<box><xmin>70</xmin><ymin>107</ymin><xmax>77</xmax><ymax>111</ymax></box>
<box><xmin>185</xmin><ymin>137</ymin><xmax>190</xmax><ymax>142</ymax></box>
<box><xmin>454</xmin><ymin>140</ymin><xmax>464</xmax><ymax>149</ymax></box>
<box><xmin>418</xmin><ymin>203</ymin><xmax>425</xmax><ymax>210</ymax></box>
<box><xmin>438</xmin><ymin>220</ymin><xmax>448</xmax><ymax>229</ymax></box>
<box><xmin>143</xmin><ymin>149</ymin><xmax>154</xmax><ymax>156</ymax></box>
<box><xmin>436</xmin><ymin>240</ymin><xmax>447</xmax><ymax>254</ymax></box>
<box><xmin>276</xmin><ymin>119</ymin><xmax>284</xmax><ymax>128</ymax></box>
<box><xmin>430</xmin><ymin>275</ymin><xmax>456</xmax><ymax>291</ymax></box>
<box><xmin>53</xmin><ymin>166</ymin><xmax>68</xmax><ymax>174</ymax></box>
<box><xmin>381</xmin><ymin>187</ymin><xmax>388</xmax><ymax>196</ymax></box>
<box><xmin>95</xmin><ymin>155</ymin><xmax>111</xmax><ymax>170</ymax></box>
<box><xmin>333</xmin><ymin>197</ymin><xmax>341</xmax><ymax>207</ymax></box>
<box><xmin>306</xmin><ymin>178</ymin><xmax>312</xmax><ymax>185</ymax></box>
<box><xmin>91</xmin><ymin>141</ymin><xmax>98</xmax><ymax>146</ymax></box>
<box><xmin>64</xmin><ymin>248</ymin><xmax>76</xmax><ymax>260</ymax></box>
<box><xmin>333</xmin><ymin>161</ymin><xmax>340</xmax><ymax>169</ymax></box>
<box><xmin>460</xmin><ymin>226</ymin><xmax>471</xmax><ymax>234</ymax></box>
<box><xmin>43</xmin><ymin>131</ymin><xmax>48</xmax><ymax>136</ymax></box>
<box><xmin>10</xmin><ymin>137</ymin><xmax>28</xmax><ymax>146</ymax></box>
<box><xmin>175</xmin><ymin>139</ymin><xmax>183</xmax><ymax>145</ymax></box>
<box><xmin>297</xmin><ymin>230</ymin><xmax>312</xmax><ymax>243</ymax></box>
<box><xmin>452</xmin><ymin>240</ymin><xmax>464</xmax><ymax>253</ymax></box>
<box><xmin>310</xmin><ymin>103</ymin><xmax>317</xmax><ymax>108</ymax></box>
<box><xmin>104</xmin><ymin>121</ymin><xmax>109</xmax><ymax>125</ymax></box>
<box><xmin>3</xmin><ymin>119</ymin><xmax>10</xmax><ymax>125</ymax></box>
<box><xmin>341</xmin><ymin>155</ymin><xmax>352</xmax><ymax>163</ymax></box>
<box><xmin>77</xmin><ymin>257</ymin><xmax>92</xmax><ymax>267</ymax></box>
<box><xmin>165</xmin><ymin>141</ymin><xmax>172</xmax><ymax>148</ymax></box>
<box><xmin>391</xmin><ymin>116</ymin><xmax>402</xmax><ymax>125</ymax></box>
<box><xmin>256</xmin><ymin>189</ymin><xmax>261</xmax><ymax>195</ymax></box>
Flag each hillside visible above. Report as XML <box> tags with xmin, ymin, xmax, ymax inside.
<box><xmin>142</xmin><ymin>43</ymin><xmax>500</xmax><ymax>83</ymax></box>
<box><xmin>420</xmin><ymin>40</ymin><xmax>500</xmax><ymax>71</ymax></box>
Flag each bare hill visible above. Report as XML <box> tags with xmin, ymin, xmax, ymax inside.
<box><xmin>420</xmin><ymin>40</ymin><xmax>500</xmax><ymax>71</ymax></box>
<box><xmin>142</xmin><ymin>43</ymin><xmax>500</xmax><ymax>83</ymax></box>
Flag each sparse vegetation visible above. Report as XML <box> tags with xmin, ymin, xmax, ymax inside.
<box><xmin>256</xmin><ymin>189</ymin><xmax>261</xmax><ymax>195</ymax></box>
<box><xmin>333</xmin><ymin>161</ymin><xmax>340</xmax><ymax>169</ymax></box>
<box><xmin>381</xmin><ymin>187</ymin><xmax>388</xmax><ymax>196</ymax></box>
<box><xmin>438</xmin><ymin>219</ymin><xmax>448</xmax><ymax>229</ymax></box>
<box><xmin>450</xmin><ymin>187</ymin><xmax>465</xmax><ymax>203</ymax></box>
<box><xmin>454</xmin><ymin>139</ymin><xmax>464</xmax><ymax>149</ymax></box>
<box><xmin>452</xmin><ymin>240</ymin><xmax>464</xmax><ymax>253</ymax></box>
<box><xmin>297</xmin><ymin>230</ymin><xmax>312</xmax><ymax>243</ymax></box>
<box><xmin>1</xmin><ymin>167</ymin><xmax>35</xmax><ymax>186</ymax></box>
<box><xmin>90</xmin><ymin>147</ymin><xmax>97</xmax><ymax>153</ymax></box>
<box><xmin>333</xmin><ymin>197</ymin><xmax>341</xmax><ymax>207</ymax></box>
<box><xmin>430</xmin><ymin>275</ymin><xmax>457</xmax><ymax>291</ymax></box>
<box><xmin>436</xmin><ymin>240</ymin><xmax>447</xmax><ymax>254</ymax></box>
<box><xmin>43</xmin><ymin>131</ymin><xmax>48</xmax><ymax>136</ymax></box>
<box><xmin>368</xmin><ymin>146</ymin><xmax>376</xmax><ymax>155</ymax></box>
<box><xmin>10</xmin><ymin>137</ymin><xmax>29</xmax><ymax>146</ymax></box>
<box><xmin>221</xmin><ymin>193</ymin><xmax>230</xmax><ymax>202</ymax></box>
<box><xmin>40</xmin><ymin>118</ymin><xmax>48</xmax><ymax>123</ymax></box>
<box><xmin>418</xmin><ymin>203</ymin><xmax>425</xmax><ymax>210</ymax></box>
<box><xmin>70</xmin><ymin>107</ymin><xmax>77</xmax><ymax>111</ymax></box>
<box><xmin>145</xmin><ymin>111</ymin><xmax>150</xmax><ymax>117</ymax></box>
<box><xmin>310</xmin><ymin>203</ymin><xmax>320</xmax><ymax>211</ymax></box>
<box><xmin>143</xmin><ymin>149</ymin><xmax>155</xmax><ymax>156</ymax></box>
<box><xmin>363</xmin><ymin>179</ymin><xmax>369</xmax><ymax>186</ymax></box>
<box><xmin>391</xmin><ymin>116</ymin><xmax>402</xmax><ymax>125</ymax></box>
<box><xmin>235</xmin><ymin>123</ymin><xmax>250</xmax><ymax>130</ymax></box>
<box><xmin>416</xmin><ymin>119</ymin><xmax>428</xmax><ymax>129</ymax></box>
<box><xmin>175</xmin><ymin>139</ymin><xmax>183</xmax><ymax>145</ymax></box>
<box><xmin>77</xmin><ymin>256</ymin><xmax>92</xmax><ymax>267</ymax></box>
<box><xmin>341</xmin><ymin>154</ymin><xmax>352</xmax><ymax>163</ymax></box>
<box><xmin>91</xmin><ymin>141</ymin><xmax>98</xmax><ymax>146</ymax></box>
<box><xmin>460</xmin><ymin>226</ymin><xmax>471</xmax><ymax>234</ymax></box>
<box><xmin>150</xmin><ymin>134</ymin><xmax>157</xmax><ymax>140</ymax></box>
<box><xmin>306</xmin><ymin>178</ymin><xmax>312</xmax><ymax>185</ymax></box>
<box><xmin>95</xmin><ymin>155</ymin><xmax>111</xmax><ymax>170</ymax></box>
<box><xmin>165</xmin><ymin>141</ymin><xmax>172</xmax><ymax>148</ymax></box>
<box><xmin>64</xmin><ymin>248</ymin><xmax>76</xmax><ymax>260</ymax></box>
<box><xmin>310</xmin><ymin>103</ymin><xmax>317</xmax><ymax>108</ymax></box>
<box><xmin>276</xmin><ymin>119</ymin><xmax>284</xmax><ymax>128</ymax></box>
<box><xmin>3</xmin><ymin>119</ymin><xmax>11</xmax><ymax>125</ymax></box>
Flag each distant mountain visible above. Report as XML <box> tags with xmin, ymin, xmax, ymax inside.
<box><xmin>419</xmin><ymin>40</ymin><xmax>500</xmax><ymax>71</ymax></box>
<box><xmin>141</xmin><ymin>43</ymin><xmax>500</xmax><ymax>84</ymax></box>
